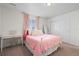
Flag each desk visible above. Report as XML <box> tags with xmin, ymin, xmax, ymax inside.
<box><xmin>0</xmin><ymin>35</ymin><xmax>23</xmax><ymax>53</ymax></box>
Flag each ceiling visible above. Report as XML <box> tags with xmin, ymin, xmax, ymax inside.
<box><xmin>1</xmin><ymin>3</ymin><xmax>79</xmax><ymax>18</ymax></box>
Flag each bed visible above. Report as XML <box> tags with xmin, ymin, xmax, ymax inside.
<box><xmin>23</xmin><ymin>30</ymin><xmax>62</xmax><ymax>56</ymax></box>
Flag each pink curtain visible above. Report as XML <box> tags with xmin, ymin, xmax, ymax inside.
<box><xmin>23</xmin><ymin>13</ymin><xmax>29</xmax><ymax>40</ymax></box>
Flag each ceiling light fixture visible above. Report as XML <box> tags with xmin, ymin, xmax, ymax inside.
<box><xmin>43</xmin><ymin>3</ymin><xmax>51</xmax><ymax>7</ymax></box>
<box><xmin>47</xmin><ymin>3</ymin><xmax>51</xmax><ymax>6</ymax></box>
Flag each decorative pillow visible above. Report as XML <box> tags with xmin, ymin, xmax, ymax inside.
<box><xmin>27</xmin><ymin>30</ymin><xmax>29</xmax><ymax>35</ymax></box>
<box><xmin>31</xmin><ymin>29</ymin><xmax>43</xmax><ymax>36</ymax></box>
<box><xmin>28</xmin><ymin>29</ymin><xmax>32</xmax><ymax>35</ymax></box>
<box><xmin>23</xmin><ymin>30</ymin><xmax>29</xmax><ymax>40</ymax></box>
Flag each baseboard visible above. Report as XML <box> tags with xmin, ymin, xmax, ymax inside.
<box><xmin>62</xmin><ymin>40</ymin><xmax>79</xmax><ymax>49</ymax></box>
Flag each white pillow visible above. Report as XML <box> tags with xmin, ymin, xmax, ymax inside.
<box><xmin>31</xmin><ymin>29</ymin><xmax>43</xmax><ymax>36</ymax></box>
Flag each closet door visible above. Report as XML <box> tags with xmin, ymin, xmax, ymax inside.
<box><xmin>0</xmin><ymin>6</ymin><xmax>2</xmax><ymax>36</ymax></box>
<box><xmin>50</xmin><ymin>16</ymin><xmax>70</xmax><ymax>42</ymax></box>
<box><xmin>70</xmin><ymin>13</ymin><xmax>79</xmax><ymax>46</ymax></box>
<box><xmin>0</xmin><ymin>6</ymin><xmax>1</xmax><ymax>48</ymax></box>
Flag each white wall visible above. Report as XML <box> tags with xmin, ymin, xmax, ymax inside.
<box><xmin>49</xmin><ymin>10</ymin><xmax>79</xmax><ymax>46</ymax></box>
<box><xmin>0</xmin><ymin>6</ymin><xmax>2</xmax><ymax>36</ymax></box>
<box><xmin>0</xmin><ymin>5</ymin><xmax>24</xmax><ymax>48</ymax></box>
<box><xmin>1</xmin><ymin>5</ymin><xmax>24</xmax><ymax>36</ymax></box>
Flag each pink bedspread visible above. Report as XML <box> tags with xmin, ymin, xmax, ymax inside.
<box><xmin>25</xmin><ymin>34</ymin><xmax>61</xmax><ymax>55</ymax></box>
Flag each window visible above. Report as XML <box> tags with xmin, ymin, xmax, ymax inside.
<box><xmin>29</xmin><ymin>19</ymin><xmax>36</xmax><ymax>31</ymax></box>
